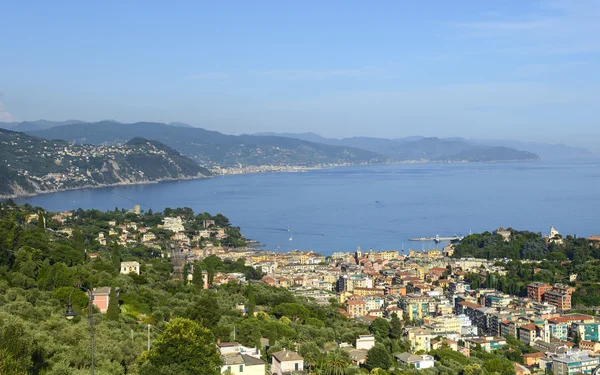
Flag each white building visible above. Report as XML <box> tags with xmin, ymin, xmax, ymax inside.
<box><xmin>395</xmin><ymin>353</ymin><xmax>436</xmax><ymax>370</ymax></box>
<box><xmin>356</xmin><ymin>335</ymin><xmax>376</xmax><ymax>351</ymax></box>
<box><xmin>120</xmin><ymin>261</ymin><xmax>140</xmax><ymax>275</ymax></box>
<box><xmin>162</xmin><ymin>217</ymin><xmax>185</xmax><ymax>233</ymax></box>
<box><xmin>552</xmin><ymin>350</ymin><xmax>599</xmax><ymax>375</ymax></box>
<box><xmin>219</xmin><ymin>342</ymin><xmax>265</xmax><ymax>375</ymax></box>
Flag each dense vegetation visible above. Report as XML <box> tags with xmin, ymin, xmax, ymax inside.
<box><xmin>0</xmin><ymin>202</ymin><xmax>371</xmax><ymax>374</ymax></box>
<box><xmin>454</xmin><ymin>229</ymin><xmax>600</xmax><ymax>306</ymax></box>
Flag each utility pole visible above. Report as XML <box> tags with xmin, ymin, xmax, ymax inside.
<box><xmin>88</xmin><ymin>283</ymin><xmax>95</xmax><ymax>375</ymax></box>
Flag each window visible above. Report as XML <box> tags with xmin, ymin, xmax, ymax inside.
<box><xmin>227</xmin><ymin>366</ymin><xmax>231</xmax><ymax>372</ymax></box>
<box><xmin>239</xmin><ymin>365</ymin><xmax>243</xmax><ymax>373</ymax></box>
<box><xmin>295</xmin><ymin>363</ymin><xmax>299</xmax><ymax>371</ymax></box>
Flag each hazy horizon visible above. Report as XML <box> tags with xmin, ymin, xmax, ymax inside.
<box><xmin>1</xmin><ymin>1</ymin><xmax>599</xmax><ymax>151</ymax></box>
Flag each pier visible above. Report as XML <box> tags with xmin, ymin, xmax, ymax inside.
<box><xmin>409</xmin><ymin>234</ymin><xmax>463</xmax><ymax>243</ymax></box>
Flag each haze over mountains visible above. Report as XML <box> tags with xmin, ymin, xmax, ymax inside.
<box><xmin>2</xmin><ymin>119</ymin><xmax>591</xmax><ymax>165</ymax></box>
<box><xmin>26</xmin><ymin>121</ymin><xmax>385</xmax><ymax>167</ymax></box>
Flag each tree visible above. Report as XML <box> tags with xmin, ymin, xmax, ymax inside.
<box><xmin>106</xmin><ymin>286</ymin><xmax>120</xmax><ymax>321</ymax></box>
<box><xmin>182</xmin><ymin>264</ymin><xmax>190</xmax><ymax>286</ymax></box>
<box><xmin>390</xmin><ymin>313</ymin><xmax>402</xmax><ymax>339</ymax></box>
<box><xmin>192</xmin><ymin>263</ymin><xmax>204</xmax><ymax>287</ymax></box>
<box><xmin>370</xmin><ymin>318</ymin><xmax>390</xmax><ymax>338</ymax></box>
<box><xmin>139</xmin><ymin>318</ymin><xmax>222</xmax><ymax>375</ymax></box>
<box><xmin>111</xmin><ymin>241</ymin><xmax>121</xmax><ymax>273</ymax></box>
<box><xmin>37</xmin><ymin>212</ymin><xmax>45</xmax><ymax>233</ymax></box>
<box><xmin>298</xmin><ymin>342</ymin><xmax>321</xmax><ymax>373</ymax></box>
<box><xmin>247</xmin><ymin>287</ymin><xmax>256</xmax><ymax>317</ymax></box>
<box><xmin>365</xmin><ymin>344</ymin><xmax>393</xmax><ymax>371</ymax></box>
<box><xmin>185</xmin><ymin>293</ymin><xmax>221</xmax><ymax>327</ymax></box>
<box><xmin>72</xmin><ymin>229</ymin><xmax>85</xmax><ymax>258</ymax></box>
<box><xmin>324</xmin><ymin>349</ymin><xmax>351</xmax><ymax>375</ymax></box>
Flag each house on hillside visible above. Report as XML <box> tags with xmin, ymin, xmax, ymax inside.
<box><xmin>395</xmin><ymin>353</ymin><xmax>435</xmax><ymax>369</ymax></box>
<box><xmin>271</xmin><ymin>349</ymin><xmax>304</xmax><ymax>375</ymax></box>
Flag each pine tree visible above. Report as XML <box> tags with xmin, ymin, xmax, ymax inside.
<box><xmin>37</xmin><ymin>212</ymin><xmax>45</xmax><ymax>233</ymax></box>
<box><xmin>182</xmin><ymin>264</ymin><xmax>190</xmax><ymax>286</ymax></box>
<box><xmin>247</xmin><ymin>286</ymin><xmax>256</xmax><ymax>316</ymax></box>
<box><xmin>106</xmin><ymin>286</ymin><xmax>120</xmax><ymax>321</ymax></box>
<box><xmin>191</xmin><ymin>263</ymin><xmax>204</xmax><ymax>287</ymax></box>
<box><xmin>390</xmin><ymin>312</ymin><xmax>402</xmax><ymax>339</ymax></box>
<box><xmin>111</xmin><ymin>241</ymin><xmax>121</xmax><ymax>273</ymax></box>
<box><xmin>73</xmin><ymin>229</ymin><xmax>85</xmax><ymax>260</ymax></box>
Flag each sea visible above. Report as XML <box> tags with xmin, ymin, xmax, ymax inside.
<box><xmin>16</xmin><ymin>160</ymin><xmax>600</xmax><ymax>256</ymax></box>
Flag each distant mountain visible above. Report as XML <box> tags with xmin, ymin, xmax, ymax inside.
<box><xmin>168</xmin><ymin>122</ymin><xmax>194</xmax><ymax>128</ymax></box>
<box><xmin>468</xmin><ymin>139</ymin><xmax>594</xmax><ymax>160</ymax></box>
<box><xmin>0</xmin><ymin>122</ymin><xmax>19</xmax><ymax>130</ymax></box>
<box><xmin>0</xmin><ymin>129</ymin><xmax>210</xmax><ymax>198</ymax></box>
<box><xmin>29</xmin><ymin>122</ymin><xmax>385</xmax><ymax>167</ymax></box>
<box><xmin>255</xmin><ymin>132</ymin><xmax>539</xmax><ymax>162</ymax></box>
<box><xmin>436</xmin><ymin>146</ymin><xmax>539</xmax><ymax>162</ymax></box>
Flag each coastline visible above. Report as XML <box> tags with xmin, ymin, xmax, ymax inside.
<box><xmin>3</xmin><ymin>158</ymin><xmax>540</xmax><ymax>200</ymax></box>
<box><xmin>0</xmin><ymin>174</ymin><xmax>211</xmax><ymax>200</ymax></box>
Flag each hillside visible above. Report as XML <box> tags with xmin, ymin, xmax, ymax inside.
<box><xmin>255</xmin><ymin>132</ymin><xmax>540</xmax><ymax>162</ymax></box>
<box><xmin>0</xmin><ymin>129</ymin><xmax>211</xmax><ymax>197</ymax></box>
<box><xmin>29</xmin><ymin>121</ymin><xmax>386</xmax><ymax>167</ymax></box>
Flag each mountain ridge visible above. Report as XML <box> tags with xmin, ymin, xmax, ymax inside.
<box><xmin>253</xmin><ymin>132</ymin><xmax>539</xmax><ymax>162</ymax></box>
<box><xmin>0</xmin><ymin>129</ymin><xmax>211</xmax><ymax>198</ymax></box>
<box><xmin>28</xmin><ymin>121</ymin><xmax>386</xmax><ymax>167</ymax></box>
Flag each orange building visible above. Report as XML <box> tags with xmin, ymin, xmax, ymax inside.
<box><xmin>527</xmin><ymin>282</ymin><xmax>552</xmax><ymax>302</ymax></box>
<box><xmin>346</xmin><ymin>299</ymin><xmax>367</xmax><ymax>318</ymax></box>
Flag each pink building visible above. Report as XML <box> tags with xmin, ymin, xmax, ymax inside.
<box><xmin>91</xmin><ymin>287</ymin><xmax>119</xmax><ymax>313</ymax></box>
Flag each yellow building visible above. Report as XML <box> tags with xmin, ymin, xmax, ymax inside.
<box><xmin>400</xmin><ymin>295</ymin><xmax>432</xmax><ymax>320</ymax></box>
<box><xmin>427</xmin><ymin>316</ymin><xmax>462</xmax><ymax>333</ymax></box>
<box><xmin>406</xmin><ymin>327</ymin><xmax>434</xmax><ymax>352</ymax></box>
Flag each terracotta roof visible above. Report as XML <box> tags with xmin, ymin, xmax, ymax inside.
<box><xmin>523</xmin><ymin>352</ymin><xmax>545</xmax><ymax>358</ymax></box>
<box><xmin>520</xmin><ymin>324</ymin><xmax>537</xmax><ymax>331</ymax></box>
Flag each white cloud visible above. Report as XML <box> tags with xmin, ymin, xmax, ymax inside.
<box><xmin>0</xmin><ymin>101</ymin><xmax>16</xmax><ymax>122</ymax></box>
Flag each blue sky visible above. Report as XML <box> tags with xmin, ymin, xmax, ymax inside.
<box><xmin>1</xmin><ymin>0</ymin><xmax>599</xmax><ymax>149</ymax></box>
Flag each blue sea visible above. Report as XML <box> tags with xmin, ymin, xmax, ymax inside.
<box><xmin>17</xmin><ymin>160</ymin><xmax>600</xmax><ymax>255</ymax></box>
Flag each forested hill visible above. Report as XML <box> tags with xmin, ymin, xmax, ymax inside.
<box><xmin>0</xmin><ymin>129</ymin><xmax>211</xmax><ymax>197</ymax></box>
<box><xmin>452</xmin><ymin>229</ymin><xmax>600</xmax><ymax>307</ymax></box>
<box><xmin>28</xmin><ymin>121</ymin><xmax>386</xmax><ymax>167</ymax></box>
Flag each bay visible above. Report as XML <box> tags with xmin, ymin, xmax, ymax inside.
<box><xmin>16</xmin><ymin>160</ymin><xmax>600</xmax><ymax>255</ymax></box>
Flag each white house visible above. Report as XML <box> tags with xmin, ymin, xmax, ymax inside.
<box><xmin>218</xmin><ymin>342</ymin><xmax>265</xmax><ymax>375</ymax></box>
<box><xmin>120</xmin><ymin>261</ymin><xmax>140</xmax><ymax>275</ymax></box>
<box><xmin>221</xmin><ymin>354</ymin><xmax>266</xmax><ymax>375</ymax></box>
<box><xmin>271</xmin><ymin>349</ymin><xmax>304</xmax><ymax>375</ymax></box>
<box><xmin>356</xmin><ymin>335</ymin><xmax>376</xmax><ymax>351</ymax></box>
<box><xmin>395</xmin><ymin>353</ymin><xmax>436</xmax><ymax>370</ymax></box>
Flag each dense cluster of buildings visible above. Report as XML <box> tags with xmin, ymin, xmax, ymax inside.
<box><xmin>46</xmin><ymin>209</ymin><xmax>600</xmax><ymax>374</ymax></box>
<box><xmin>247</xmin><ymin>243</ymin><xmax>600</xmax><ymax>375</ymax></box>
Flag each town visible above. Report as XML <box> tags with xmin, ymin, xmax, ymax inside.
<box><xmin>12</xmin><ymin>201</ymin><xmax>600</xmax><ymax>375</ymax></box>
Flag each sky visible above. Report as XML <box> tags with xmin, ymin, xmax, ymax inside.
<box><xmin>1</xmin><ymin>0</ymin><xmax>599</xmax><ymax>150</ymax></box>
